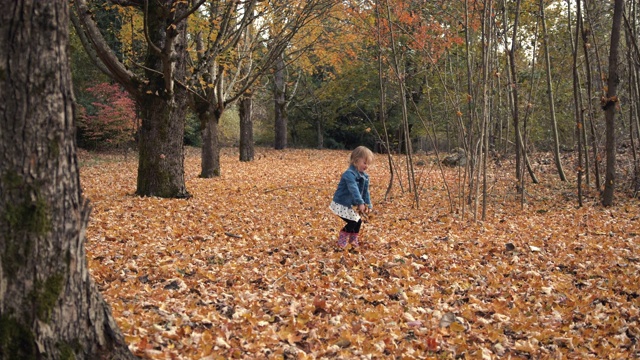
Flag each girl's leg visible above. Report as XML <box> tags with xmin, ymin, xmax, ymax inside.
<box><xmin>340</xmin><ymin>218</ymin><xmax>362</xmax><ymax>247</ymax></box>
<box><xmin>341</xmin><ymin>218</ymin><xmax>361</xmax><ymax>233</ymax></box>
<box><xmin>348</xmin><ymin>220</ymin><xmax>362</xmax><ymax>245</ymax></box>
<box><xmin>337</xmin><ymin>218</ymin><xmax>359</xmax><ymax>248</ymax></box>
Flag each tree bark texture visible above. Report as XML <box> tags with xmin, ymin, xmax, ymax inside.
<box><xmin>603</xmin><ymin>0</ymin><xmax>624</xmax><ymax>206</ymax></box>
<box><xmin>239</xmin><ymin>93</ymin><xmax>255</xmax><ymax>162</ymax></box>
<box><xmin>193</xmin><ymin>30</ymin><xmax>223</xmax><ymax>178</ymax></box>
<box><xmin>0</xmin><ymin>1</ymin><xmax>135</xmax><ymax>358</ymax></box>
<box><xmin>136</xmin><ymin>93</ymin><xmax>189</xmax><ymax>197</ymax></box>
<box><xmin>199</xmin><ymin>111</ymin><xmax>221</xmax><ymax>177</ymax></box>
<box><xmin>274</xmin><ymin>53</ymin><xmax>288</xmax><ymax>150</ymax></box>
<box><xmin>136</xmin><ymin>3</ymin><xmax>190</xmax><ymax>197</ymax></box>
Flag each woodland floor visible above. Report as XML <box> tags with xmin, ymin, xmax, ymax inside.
<box><xmin>79</xmin><ymin>147</ymin><xmax>639</xmax><ymax>359</ymax></box>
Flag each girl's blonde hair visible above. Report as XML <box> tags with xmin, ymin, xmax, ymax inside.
<box><xmin>350</xmin><ymin>146</ymin><xmax>374</xmax><ymax>165</ymax></box>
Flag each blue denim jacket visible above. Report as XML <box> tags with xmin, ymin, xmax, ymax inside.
<box><xmin>332</xmin><ymin>165</ymin><xmax>371</xmax><ymax>208</ymax></box>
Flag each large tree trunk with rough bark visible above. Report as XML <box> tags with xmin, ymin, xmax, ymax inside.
<box><xmin>239</xmin><ymin>92</ymin><xmax>255</xmax><ymax>162</ymax></box>
<box><xmin>137</xmin><ymin>93</ymin><xmax>190</xmax><ymax>197</ymax></box>
<box><xmin>274</xmin><ymin>53</ymin><xmax>288</xmax><ymax>150</ymax></box>
<box><xmin>0</xmin><ymin>1</ymin><xmax>135</xmax><ymax>359</ymax></box>
<box><xmin>136</xmin><ymin>4</ymin><xmax>190</xmax><ymax>198</ymax></box>
<box><xmin>199</xmin><ymin>110</ymin><xmax>222</xmax><ymax>178</ymax></box>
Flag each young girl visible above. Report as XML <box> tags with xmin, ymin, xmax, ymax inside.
<box><xmin>329</xmin><ymin>146</ymin><xmax>374</xmax><ymax>248</ymax></box>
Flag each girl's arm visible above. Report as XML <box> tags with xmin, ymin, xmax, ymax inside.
<box><xmin>344</xmin><ymin>171</ymin><xmax>365</xmax><ymax>205</ymax></box>
<box><xmin>363</xmin><ymin>178</ymin><xmax>372</xmax><ymax>208</ymax></box>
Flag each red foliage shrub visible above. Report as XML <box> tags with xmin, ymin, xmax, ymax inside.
<box><xmin>77</xmin><ymin>82</ymin><xmax>137</xmax><ymax>149</ymax></box>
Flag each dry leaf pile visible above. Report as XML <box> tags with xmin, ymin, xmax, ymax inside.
<box><xmin>79</xmin><ymin>148</ymin><xmax>639</xmax><ymax>359</ymax></box>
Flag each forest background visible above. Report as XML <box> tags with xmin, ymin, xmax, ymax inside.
<box><xmin>71</xmin><ymin>0</ymin><xmax>640</xmax><ymax>208</ymax></box>
<box><xmin>2</xmin><ymin>0</ymin><xmax>637</xmax><ymax>358</ymax></box>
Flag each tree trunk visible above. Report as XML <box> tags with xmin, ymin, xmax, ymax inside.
<box><xmin>624</xmin><ymin>7</ymin><xmax>640</xmax><ymax>194</ymax></box>
<box><xmin>581</xmin><ymin>0</ymin><xmax>601</xmax><ymax>190</ymax></box>
<box><xmin>136</xmin><ymin>94</ymin><xmax>190</xmax><ymax>197</ymax></box>
<box><xmin>384</xmin><ymin>0</ymin><xmax>418</xmax><ymax>207</ymax></box>
<box><xmin>316</xmin><ymin>119</ymin><xmax>324</xmax><ymax>149</ymax></box>
<box><xmin>499</xmin><ymin>4</ymin><xmax>511</xmax><ymax>154</ymax></box>
<box><xmin>375</xmin><ymin>0</ymin><xmax>395</xmax><ymax>200</ymax></box>
<box><xmin>239</xmin><ymin>16</ymin><xmax>256</xmax><ymax>163</ymax></box>
<box><xmin>199</xmin><ymin>110</ymin><xmax>222</xmax><ymax>177</ymax></box>
<box><xmin>290</xmin><ymin>117</ymin><xmax>299</xmax><ymax>146</ymax></box>
<box><xmin>0</xmin><ymin>1</ymin><xmax>135</xmax><ymax>359</ymax></box>
<box><xmin>629</xmin><ymin>65</ymin><xmax>640</xmax><ymax>194</ymax></box>
<box><xmin>194</xmin><ymin>31</ymin><xmax>224</xmax><ymax>178</ymax></box>
<box><xmin>480</xmin><ymin>0</ymin><xmax>494</xmax><ymax>221</ymax></box>
<box><xmin>274</xmin><ymin>53</ymin><xmax>288</xmax><ymax>150</ymax></box>
<box><xmin>239</xmin><ymin>92</ymin><xmax>255</xmax><ymax>162</ymax></box>
<box><xmin>464</xmin><ymin>0</ymin><xmax>476</xmax><ymax>212</ymax></box>
<box><xmin>602</xmin><ymin>0</ymin><xmax>624</xmax><ymax>206</ymax></box>
<box><xmin>572</xmin><ymin>0</ymin><xmax>584</xmax><ymax>206</ymax></box>
<box><xmin>136</xmin><ymin>5</ymin><xmax>190</xmax><ymax>197</ymax></box>
<box><xmin>508</xmin><ymin>0</ymin><xmax>523</xmax><ymax>188</ymax></box>
<box><xmin>502</xmin><ymin>0</ymin><xmax>524</xmax><ymax>186</ymax></box>
<box><xmin>541</xmin><ymin>0</ymin><xmax>567</xmax><ymax>182</ymax></box>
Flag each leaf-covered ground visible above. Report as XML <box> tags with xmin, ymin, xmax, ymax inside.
<box><xmin>80</xmin><ymin>148</ymin><xmax>639</xmax><ymax>359</ymax></box>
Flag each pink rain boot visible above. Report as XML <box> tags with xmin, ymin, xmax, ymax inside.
<box><xmin>349</xmin><ymin>232</ymin><xmax>359</xmax><ymax>247</ymax></box>
<box><xmin>337</xmin><ymin>231</ymin><xmax>349</xmax><ymax>248</ymax></box>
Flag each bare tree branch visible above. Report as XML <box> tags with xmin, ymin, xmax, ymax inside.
<box><xmin>70</xmin><ymin>10</ymin><xmax>114</xmax><ymax>78</ymax></box>
<box><xmin>174</xmin><ymin>0</ymin><xmax>207</xmax><ymax>25</ymax></box>
<box><xmin>143</xmin><ymin>0</ymin><xmax>163</xmax><ymax>56</ymax></box>
<box><xmin>73</xmin><ymin>0</ymin><xmax>142</xmax><ymax>98</ymax></box>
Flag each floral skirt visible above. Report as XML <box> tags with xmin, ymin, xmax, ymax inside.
<box><xmin>329</xmin><ymin>201</ymin><xmax>361</xmax><ymax>222</ymax></box>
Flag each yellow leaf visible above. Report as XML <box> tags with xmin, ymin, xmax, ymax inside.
<box><xmin>450</xmin><ymin>322</ymin><xmax>465</xmax><ymax>333</ymax></box>
<box><xmin>364</xmin><ymin>309</ymin><xmax>381</xmax><ymax>321</ymax></box>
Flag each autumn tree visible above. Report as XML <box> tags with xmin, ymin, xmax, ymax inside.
<box><xmin>0</xmin><ymin>1</ymin><xmax>134</xmax><ymax>358</ymax></box>
<box><xmin>580</xmin><ymin>0</ymin><xmax>602</xmax><ymax>190</ymax></box>
<box><xmin>602</xmin><ymin>0</ymin><xmax>624</xmax><ymax>206</ymax></box>
<box><xmin>624</xmin><ymin>4</ymin><xmax>640</xmax><ymax>194</ymax></box>
<box><xmin>541</xmin><ymin>0</ymin><xmax>568</xmax><ymax>182</ymax></box>
<box><xmin>312</xmin><ymin>0</ymin><xmax>469</xmax><ymax>206</ymax></box>
<box><xmin>269</xmin><ymin>0</ymin><xmax>339</xmax><ymax>150</ymax></box>
<box><xmin>283</xmin><ymin>3</ymin><xmax>368</xmax><ymax>150</ymax></box>
<box><xmin>73</xmin><ymin>0</ymin><xmax>203</xmax><ymax>198</ymax></box>
<box><xmin>273</xmin><ymin>51</ymin><xmax>289</xmax><ymax>150</ymax></box>
<box><xmin>190</xmin><ymin>0</ymin><xmax>334</xmax><ymax>176</ymax></box>
<box><xmin>479</xmin><ymin>0</ymin><xmax>495</xmax><ymax>220</ymax></box>
<box><xmin>363</xmin><ymin>0</ymin><xmax>476</xmax><ymax>208</ymax></box>
<box><xmin>570</xmin><ymin>0</ymin><xmax>585</xmax><ymax>205</ymax></box>
<box><xmin>77</xmin><ymin>82</ymin><xmax>138</xmax><ymax>150</ymax></box>
<box><xmin>238</xmin><ymin>19</ymin><xmax>257</xmax><ymax>162</ymax></box>
<box><xmin>239</xmin><ymin>89</ymin><xmax>255</xmax><ymax>161</ymax></box>
<box><xmin>506</xmin><ymin>0</ymin><xmax>525</xmax><ymax>188</ymax></box>
<box><xmin>190</xmin><ymin>0</ymin><xmax>258</xmax><ymax>176</ymax></box>
<box><xmin>382</xmin><ymin>0</ymin><xmax>419</xmax><ymax>205</ymax></box>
